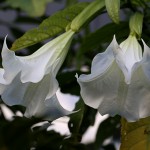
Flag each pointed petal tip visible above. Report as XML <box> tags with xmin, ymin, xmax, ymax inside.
<box><xmin>142</xmin><ymin>39</ymin><xmax>150</xmax><ymax>50</ymax></box>
<box><xmin>75</xmin><ymin>73</ymin><xmax>80</xmax><ymax>83</ymax></box>
<box><xmin>4</xmin><ymin>35</ymin><xmax>9</xmax><ymax>44</ymax></box>
<box><xmin>142</xmin><ymin>39</ymin><xmax>150</xmax><ymax>60</ymax></box>
<box><xmin>2</xmin><ymin>35</ymin><xmax>10</xmax><ymax>52</ymax></box>
<box><xmin>113</xmin><ymin>34</ymin><xmax>116</xmax><ymax>40</ymax></box>
<box><xmin>112</xmin><ymin>35</ymin><xmax>117</xmax><ymax>44</ymax></box>
<box><xmin>112</xmin><ymin>35</ymin><xmax>119</xmax><ymax>48</ymax></box>
<box><xmin>75</xmin><ymin>73</ymin><xmax>78</xmax><ymax>79</ymax></box>
<box><xmin>5</xmin><ymin>34</ymin><xmax>8</xmax><ymax>39</ymax></box>
<box><xmin>111</xmin><ymin>35</ymin><xmax>120</xmax><ymax>56</ymax></box>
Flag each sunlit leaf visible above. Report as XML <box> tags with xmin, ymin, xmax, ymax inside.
<box><xmin>6</xmin><ymin>0</ymin><xmax>53</xmax><ymax>17</ymax></box>
<box><xmin>11</xmin><ymin>2</ymin><xmax>89</xmax><ymax>51</ymax></box>
<box><xmin>120</xmin><ymin>117</ymin><xmax>150</xmax><ymax>150</ymax></box>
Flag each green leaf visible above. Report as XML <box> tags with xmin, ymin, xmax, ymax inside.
<box><xmin>68</xmin><ymin>99</ymin><xmax>85</xmax><ymax>137</ymax></box>
<box><xmin>11</xmin><ymin>2</ymin><xmax>89</xmax><ymax>51</ymax></box>
<box><xmin>105</xmin><ymin>0</ymin><xmax>120</xmax><ymax>24</ymax></box>
<box><xmin>6</xmin><ymin>0</ymin><xmax>53</xmax><ymax>17</ymax></box>
<box><xmin>120</xmin><ymin>117</ymin><xmax>150</xmax><ymax>150</ymax></box>
<box><xmin>81</xmin><ymin>22</ymin><xmax>129</xmax><ymax>52</ymax></box>
<box><xmin>68</xmin><ymin>99</ymin><xmax>97</xmax><ymax>141</ymax></box>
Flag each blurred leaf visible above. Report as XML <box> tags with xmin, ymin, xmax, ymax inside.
<box><xmin>105</xmin><ymin>0</ymin><xmax>120</xmax><ymax>24</ymax></box>
<box><xmin>33</xmin><ymin>130</ymin><xmax>65</xmax><ymax>150</ymax></box>
<box><xmin>94</xmin><ymin>116</ymin><xmax>120</xmax><ymax>149</ymax></box>
<box><xmin>0</xmin><ymin>116</ymin><xmax>39</xmax><ymax>150</ymax></box>
<box><xmin>81</xmin><ymin>22</ymin><xmax>129</xmax><ymax>52</ymax></box>
<box><xmin>131</xmin><ymin>0</ymin><xmax>148</xmax><ymax>7</ymax></box>
<box><xmin>120</xmin><ymin>117</ymin><xmax>150</xmax><ymax>150</ymax></box>
<box><xmin>79</xmin><ymin>106</ymin><xmax>97</xmax><ymax>135</ymax></box>
<box><xmin>6</xmin><ymin>0</ymin><xmax>53</xmax><ymax>17</ymax></box>
<box><xmin>68</xmin><ymin>99</ymin><xmax>85</xmax><ymax>139</ymax></box>
<box><xmin>11</xmin><ymin>2</ymin><xmax>89</xmax><ymax>51</ymax></box>
<box><xmin>68</xmin><ymin>99</ymin><xmax>97</xmax><ymax>143</ymax></box>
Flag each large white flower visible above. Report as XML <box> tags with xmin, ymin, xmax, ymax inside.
<box><xmin>76</xmin><ymin>35</ymin><xmax>150</xmax><ymax>122</ymax></box>
<box><xmin>0</xmin><ymin>30</ymin><xmax>75</xmax><ymax>120</ymax></box>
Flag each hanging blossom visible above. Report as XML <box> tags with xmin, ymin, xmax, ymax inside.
<box><xmin>0</xmin><ymin>30</ymin><xmax>75</xmax><ymax>120</ymax></box>
<box><xmin>76</xmin><ymin>35</ymin><xmax>150</xmax><ymax>122</ymax></box>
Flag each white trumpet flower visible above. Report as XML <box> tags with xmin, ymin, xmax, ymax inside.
<box><xmin>0</xmin><ymin>30</ymin><xmax>75</xmax><ymax>120</ymax></box>
<box><xmin>76</xmin><ymin>35</ymin><xmax>150</xmax><ymax>122</ymax></box>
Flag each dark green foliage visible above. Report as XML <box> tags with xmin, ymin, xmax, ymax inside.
<box><xmin>95</xmin><ymin>116</ymin><xmax>120</xmax><ymax>148</ymax></box>
<box><xmin>57</xmin><ymin>70</ymin><xmax>81</xmax><ymax>95</ymax></box>
<box><xmin>81</xmin><ymin>22</ymin><xmax>129</xmax><ymax>52</ymax></box>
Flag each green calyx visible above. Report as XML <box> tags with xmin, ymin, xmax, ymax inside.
<box><xmin>129</xmin><ymin>12</ymin><xmax>143</xmax><ymax>39</ymax></box>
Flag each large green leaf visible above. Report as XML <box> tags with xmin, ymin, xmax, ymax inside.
<box><xmin>120</xmin><ymin>117</ymin><xmax>150</xmax><ymax>150</ymax></box>
<box><xmin>6</xmin><ymin>0</ymin><xmax>53</xmax><ymax>17</ymax></box>
<box><xmin>11</xmin><ymin>2</ymin><xmax>89</xmax><ymax>51</ymax></box>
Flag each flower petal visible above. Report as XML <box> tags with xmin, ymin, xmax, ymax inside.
<box><xmin>119</xmin><ymin>35</ymin><xmax>142</xmax><ymax>73</ymax></box>
<box><xmin>2</xmin><ymin>37</ymin><xmax>21</xmax><ymax>83</ymax></box>
<box><xmin>78</xmin><ymin>60</ymin><xmax>126</xmax><ymax>116</ymax></box>
<box><xmin>112</xmin><ymin>39</ymin><xmax>129</xmax><ymax>83</ymax></box>
<box><xmin>125</xmin><ymin>65</ymin><xmax>150</xmax><ymax>121</ymax></box>
<box><xmin>77</xmin><ymin>38</ymin><xmax>126</xmax><ymax>116</ymax></box>
<box><xmin>120</xmin><ymin>42</ymin><xmax>150</xmax><ymax>121</ymax></box>
<box><xmin>81</xmin><ymin>36</ymin><xmax>118</xmax><ymax>81</ymax></box>
<box><xmin>140</xmin><ymin>41</ymin><xmax>150</xmax><ymax>84</ymax></box>
<box><xmin>113</xmin><ymin>36</ymin><xmax>142</xmax><ymax>84</ymax></box>
<box><xmin>2</xmin><ymin>73</ymin><xmax>58</xmax><ymax>108</ymax></box>
<box><xmin>0</xmin><ymin>69</ymin><xmax>7</xmax><ymax>94</ymax></box>
<box><xmin>20</xmin><ymin>30</ymin><xmax>74</xmax><ymax>83</ymax></box>
<box><xmin>2</xmin><ymin>30</ymin><xmax>74</xmax><ymax>83</ymax></box>
<box><xmin>1</xmin><ymin>73</ymin><xmax>29</xmax><ymax>106</ymax></box>
<box><xmin>25</xmin><ymin>94</ymin><xmax>70</xmax><ymax>120</ymax></box>
<box><xmin>142</xmin><ymin>39</ymin><xmax>150</xmax><ymax>62</ymax></box>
